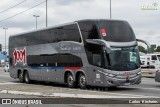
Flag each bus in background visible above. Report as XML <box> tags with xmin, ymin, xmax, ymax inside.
<box><xmin>140</xmin><ymin>53</ymin><xmax>160</xmax><ymax>69</ymax></box>
<box><xmin>9</xmin><ymin>19</ymin><xmax>150</xmax><ymax>89</ymax></box>
<box><xmin>140</xmin><ymin>53</ymin><xmax>160</xmax><ymax>78</ymax></box>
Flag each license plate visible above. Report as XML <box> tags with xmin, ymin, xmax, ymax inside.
<box><xmin>124</xmin><ymin>83</ymin><xmax>130</xmax><ymax>85</ymax></box>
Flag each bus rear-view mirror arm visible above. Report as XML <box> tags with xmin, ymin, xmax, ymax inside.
<box><xmin>86</xmin><ymin>39</ymin><xmax>111</xmax><ymax>54</ymax></box>
<box><xmin>136</xmin><ymin>39</ymin><xmax>151</xmax><ymax>53</ymax></box>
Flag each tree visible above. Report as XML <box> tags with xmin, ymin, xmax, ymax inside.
<box><xmin>138</xmin><ymin>45</ymin><xmax>147</xmax><ymax>53</ymax></box>
<box><xmin>155</xmin><ymin>46</ymin><xmax>160</xmax><ymax>52</ymax></box>
<box><xmin>151</xmin><ymin>44</ymin><xmax>156</xmax><ymax>53</ymax></box>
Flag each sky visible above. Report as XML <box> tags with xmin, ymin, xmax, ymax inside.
<box><xmin>0</xmin><ymin>0</ymin><xmax>159</xmax><ymax>50</ymax></box>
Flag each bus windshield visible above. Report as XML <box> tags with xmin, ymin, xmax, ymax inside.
<box><xmin>108</xmin><ymin>46</ymin><xmax>140</xmax><ymax>71</ymax></box>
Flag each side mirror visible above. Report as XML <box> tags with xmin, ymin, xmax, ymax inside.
<box><xmin>136</xmin><ymin>39</ymin><xmax>151</xmax><ymax>53</ymax></box>
<box><xmin>103</xmin><ymin>46</ymin><xmax>112</xmax><ymax>54</ymax></box>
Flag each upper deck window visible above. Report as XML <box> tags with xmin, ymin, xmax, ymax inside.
<box><xmin>57</xmin><ymin>24</ymin><xmax>82</xmax><ymax>43</ymax></box>
<box><xmin>78</xmin><ymin>21</ymin><xmax>100</xmax><ymax>45</ymax></box>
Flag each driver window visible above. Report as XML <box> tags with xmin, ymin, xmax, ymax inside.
<box><xmin>93</xmin><ymin>54</ymin><xmax>101</xmax><ymax>67</ymax></box>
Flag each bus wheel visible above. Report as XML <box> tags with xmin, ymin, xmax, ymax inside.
<box><xmin>67</xmin><ymin>73</ymin><xmax>75</xmax><ymax>88</ymax></box>
<box><xmin>78</xmin><ymin>73</ymin><xmax>87</xmax><ymax>89</ymax></box>
<box><xmin>24</xmin><ymin>71</ymin><xmax>30</xmax><ymax>84</ymax></box>
<box><xmin>18</xmin><ymin>71</ymin><xmax>24</xmax><ymax>83</ymax></box>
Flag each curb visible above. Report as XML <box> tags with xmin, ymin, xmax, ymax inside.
<box><xmin>0</xmin><ymin>90</ymin><xmax>158</xmax><ymax>98</ymax></box>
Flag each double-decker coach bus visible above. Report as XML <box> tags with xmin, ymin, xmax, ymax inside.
<box><xmin>9</xmin><ymin>19</ymin><xmax>150</xmax><ymax>89</ymax></box>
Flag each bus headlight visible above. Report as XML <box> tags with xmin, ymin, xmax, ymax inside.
<box><xmin>137</xmin><ymin>72</ymin><xmax>141</xmax><ymax>75</ymax></box>
<box><xmin>102</xmin><ymin>71</ymin><xmax>116</xmax><ymax>77</ymax></box>
<box><xmin>108</xmin><ymin>74</ymin><xmax>116</xmax><ymax>77</ymax></box>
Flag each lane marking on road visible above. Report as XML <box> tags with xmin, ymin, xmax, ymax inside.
<box><xmin>0</xmin><ymin>90</ymin><xmax>159</xmax><ymax>98</ymax></box>
<box><xmin>76</xmin><ymin>89</ymin><xmax>159</xmax><ymax>98</ymax></box>
<box><xmin>0</xmin><ymin>82</ymin><xmax>21</xmax><ymax>85</ymax></box>
<box><xmin>0</xmin><ymin>74</ymin><xmax>10</xmax><ymax>76</ymax></box>
<box><xmin>141</xmin><ymin>78</ymin><xmax>154</xmax><ymax>81</ymax></box>
<box><xmin>142</xmin><ymin>79</ymin><xmax>154</xmax><ymax>82</ymax></box>
<box><xmin>136</xmin><ymin>87</ymin><xmax>160</xmax><ymax>91</ymax></box>
<box><xmin>120</xmin><ymin>85</ymin><xmax>160</xmax><ymax>92</ymax></box>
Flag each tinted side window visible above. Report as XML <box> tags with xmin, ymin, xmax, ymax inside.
<box><xmin>78</xmin><ymin>21</ymin><xmax>100</xmax><ymax>45</ymax></box>
<box><xmin>12</xmin><ymin>24</ymin><xmax>81</xmax><ymax>47</ymax></box>
<box><xmin>27</xmin><ymin>54</ymin><xmax>83</xmax><ymax>67</ymax></box>
<box><xmin>13</xmin><ymin>35</ymin><xmax>27</xmax><ymax>47</ymax></box>
<box><xmin>93</xmin><ymin>53</ymin><xmax>102</xmax><ymax>67</ymax></box>
<box><xmin>85</xmin><ymin>44</ymin><xmax>103</xmax><ymax>67</ymax></box>
<box><xmin>59</xmin><ymin>54</ymin><xmax>83</xmax><ymax>67</ymax></box>
<box><xmin>152</xmin><ymin>55</ymin><xmax>157</xmax><ymax>60</ymax></box>
<box><xmin>62</xmin><ymin>24</ymin><xmax>81</xmax><ymax>42</ymax></box>
<box><xmin>53</xmin><ymin>27</ymin><xmax>63</xmax><ymax>42</ymax></box>
<box><xmin>27</xmin><ymin>54</ymin><xmax>60</xmax><ymax>66</ymax></box>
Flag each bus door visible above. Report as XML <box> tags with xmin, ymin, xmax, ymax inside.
<box><xmin>88</xmin><ymin>46</ymin><xmax>105</xmax><ymax>86</ymax></box>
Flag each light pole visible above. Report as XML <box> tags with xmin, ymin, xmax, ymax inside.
<box><xmin>110</xmin><ymin>0</ymin><xmax>112</xmax><ymax>19</ymax></box>
<box><xmin>46</xmin><ymin>0</ymin><xmax>48</xmax><ymax>27</ymax></box>
<box><xmin>3</xmin><ymin>28</ymin><xmax>8</xmax><ymax>62</ymax></box>
<box><xmin>33</xmin><ymin>15</ymin><xmax>40</xmax><ymax>30</ymax></box>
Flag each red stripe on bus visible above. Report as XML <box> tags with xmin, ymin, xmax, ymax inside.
<box><xmin>64</xmin><ymin>67</ymin><xmax>81</xmax><ymax>70</ymax></box>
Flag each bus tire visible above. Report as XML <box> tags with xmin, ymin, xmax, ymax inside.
<box><xmin>18</xmin><ymin>71</ymin><xmax>24</xmax><ymax>83</ymax></box>
<box><xmin>67</xmin><ymin>73</ymin><xmax>75</xmax><ymax>88</ymax></box>
<box><xmin>78</xmin><ymin>73</ymin><xmax>87</xmax><ymax>89</ymax></box>
<box><xmin>24</xmin><ymin>71</ymin><xmax>30</xmax><ymax>84</ymax></box>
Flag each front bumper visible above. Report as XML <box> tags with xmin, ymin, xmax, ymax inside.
<box><xmin>104</xmin><ymin>74</ymin><xmax>141</xmax><ymax>87</ymax></box>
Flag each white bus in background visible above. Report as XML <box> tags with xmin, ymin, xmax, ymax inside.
<box><xmin>139</xmin><ymin>53</ymin><xmax>150</xmax><ymax>68</ymax></box>
<box><xmin>140</xmin><ymin>53</ymin><xmax>160</xmax><ymax>69</ymax></box>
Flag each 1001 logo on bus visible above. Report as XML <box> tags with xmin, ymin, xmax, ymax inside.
<box><xmin>13</xmin><ymin>48</ymin><xmax>26</xmax><ymax>65</ymax></box>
